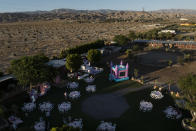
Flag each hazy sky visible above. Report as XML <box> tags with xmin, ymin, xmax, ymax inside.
<box><xmin>0</xmin><ymin>0</ymin><xmax>196</xmax><ymax>13</ymax></box>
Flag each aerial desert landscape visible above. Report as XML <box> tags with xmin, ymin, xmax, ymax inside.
<box><xmin>1</xmin><ymin>9</ymin><xmax>196</xmax><ymax>72</ymax></box>
<box><xmin>1</xmin><ymin>1</ymin><xmax>196</xmax><ymax>131</ymax></box>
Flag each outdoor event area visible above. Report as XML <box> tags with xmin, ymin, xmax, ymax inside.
<box><xmin>1</xmin><ymin>59</ymin><xmax>190</xmax><ymax>131</ymax></box>
<box><xmin>1</xmin><ymin>39</ymin><xmax>196</xmax><ymax>130</ymax></box>
<box><xmin>3</xmin><ymin>0</ymin><xmax>196</xmax><ymax>130</ymax></box>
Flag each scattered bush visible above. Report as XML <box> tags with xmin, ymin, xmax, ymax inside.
<box><xmin>9</xmin><ymin>54</ymin><xmax>55</xmax><ymax>89</ymax></box>
<box><xmin>51</xmin><ymin>124</ymin><xmax>80</xmax><ymax>131</ymax></box>
<box><xmin>191</xmin><ymin>121</ymin><xmax>196</xmax><ymax>129</ymax></box>
<box><xmin>125</xmin><ymin>49</ymin><xmax>133</xmax><ymax>58</ymax></box>
<box><xmin>168</xmin><ymin>60</ymin><xmax>173</xmax><ymax>67</ymax></box>
<box><xmin>113</xmin><ymin>35</ymin><xmax>129</xmax><ymax>45</ymax></box>
<box><xmin>128</xmin><ymin>31</ymin><xmax>137</xmax><ymax>41</ymax></box>
<box><xmin>177</xmin><ymin>56</ymin><xmax>184</xmax><ymax>65</ymax></box>
<box><xmin>134</xmin><ymin>68</ymin><xmax>139</xmax><ymax>78</ymax></box>
<box><xmin>184</xmin><ymin>53</ymin><xmax>191</xmax><ymax>62</ymax></box>
<box><xmin>132</xmin><ymin>28</ymin><xmax>177</xmax><ymax>40</ymax></box>
<box><xmin>172</xmin><ymin>49</ymin><xmax>176</xmax><ymax>53</ymax></box>
<box><xmin>132</xmin><ymin>45</ymin><xmax>141</xmax><ymax>51</ymax></box>
<box><xmin>60</xmin><ymin>49</ymin><xmax>69</xmax><ymax>59</ymax></box>
<box><xmin>66</xmin><ymin>54</ymin><xmax>82</xmax><ymax>72</ymax></box>
<box><xmin>165</xmin><ymin>48</ymin><xmax>169</xmax><ymax>52</ymax></box>
<box><xmin>52</xmin><ymin>55</ymin><xmax>59</xmax><ymax>60</ymax></box>
<box><xmin>61</xmin><ymin>40</ymin><xmax>104</xmax><ymax>58</ymax></box>
<box><xmin>87</xmin><ymin>49</ymin><xmax>101</xmax><ymax>65</ymax></box>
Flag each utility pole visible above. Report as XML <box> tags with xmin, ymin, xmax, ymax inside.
<box><xmin>142</xmin><ymin>7</ymin><xmax>145</xmax><ymax>12</ymax></box>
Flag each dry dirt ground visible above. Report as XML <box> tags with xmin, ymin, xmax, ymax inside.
<box><xmin>137</xmin><ymin>50</ymin><xmax>196</xmax><ymax>83</ymax></box>
<box><xmin>145</xmin><ymin>61</ymin><xmax>196</xmax><ymax>83</ymax></box>
<box><xmin>0</xmin><ymin>21</ymin><xmax>158</xmax><ymax>72</ymax></box>
<box><xmin>137</xmin><ymin>51</ymin><xmax>182</xmax><ymax>67</ymax></box>
<box><xmin>101</xmin><ymin>50</ymin><xmax>196</xmax><ymax>84</ymax></box>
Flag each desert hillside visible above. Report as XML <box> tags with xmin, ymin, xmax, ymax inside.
<box><xmin>1</xmin><ymin>9</ymin><xmax>196</xmax><ymax>23</ymax></box>
<box><xmin>1</xmin><ymin>9</ymin><xmax>196</xmax><ymax>72</ymax></box>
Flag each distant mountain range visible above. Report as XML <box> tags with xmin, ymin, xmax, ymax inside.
<box><xmin>154</xmin><ymin>9</ymin><xmax>196</xmax><ymax>15</ymax></box>
<box><xmin>0</xmin><ymin>8</ymin><xmax>196</xmax><ymax>23</ymax></box>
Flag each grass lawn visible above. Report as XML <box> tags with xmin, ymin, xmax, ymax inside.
<box><xmin>117</xmin><ymin>89</ymin><xmax>189</xmax><ymax>131</ymax></box>
<box><xmin>1</xmin><ymin>70</ymin><xmax>189</xmax><ymax>131</ymax></box>
<box><xmin>94</xmin><ymin>70</ymin><xmax>142</xmax><ymax>94</ymax></box>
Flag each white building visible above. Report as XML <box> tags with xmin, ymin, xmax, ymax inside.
<box><xmin>46</xmin><ymin>59</ymin><xmax>66</xmax><ymax>68</ymax></box>
<box><xmin>180</xmin><ymin>18</ymin><xmax>188</xmax><ymax>21</ymax></box>
<box><xmin>159</xmin><ymin>30</ymin><xmax>176</xmax><ymax>34</ymax></box>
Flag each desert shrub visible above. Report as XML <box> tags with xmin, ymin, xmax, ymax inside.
<box><xmin>172</xmin><ymin>49</ymin><xmax>176</xmax><ymax>53</ymax></box>
<box><xmin>134</xmin><ymin>68</ymin><xmax>139</xmax><ymax>78</ymax></box>
<box><xmin>165</xmin><ymin>48</ymin><xmax>169</xmax><ymax>52</ymax></box>
<box><xmin>184</xmin><ymin>53</ymin><xmax>191</xmax><ymax>62</ymax></box>
<box><xmin>178</xmin><ymin>73</ymin><xmax>196</xmax><ymax>111</ymax></box>
<box><xmin>125</xmin><ymin>49</ymin><xmax>133</xmax><ymax>58</ymax></box>
<box><xmin>128</xmin><ymin>31</ymin><xmax>137</xmax><ymax>41</ymax></box>
<box><xmin>168</xmin><ymin>60</ymin><xmax>173</xmax><ymax>67</ymax></box>
<box><xmin>177</xmin><ymin>56</ymin><xmax>184</xmax><ymax>65</ymax></box>
<box><xmin>132</xmin><ymin>44</ymin><xmax>141</xmax><ymax>51</ymax></box>
<box><xmin>51</xmin><ymin>124</ymin><xmax>80</xmax><ymax>131</ymax></box>
<box><xmin>191</xmin><ymin>121</ymin><xmax>196</xmax><ymax>128</ymax></box>
<box><xmin>60</xmin><ymin>49</ymin><xmax>69</xmax><ymax>59</ymax></box>
<box><xmin>52</xmin><ymin>55</ymin><xmax>59</xmax><ymax>60</ymax></box>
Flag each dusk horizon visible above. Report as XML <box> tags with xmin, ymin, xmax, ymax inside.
<box><xmin>0</xmin><ymin>0</ymin><xmax>196</xmax><ymax>13</ymax></box>
<box><xmin>1</xmin><ymin>8</ymin><xmax>196</xmax><ymax>13</ymax></box>
<box><xmin>1</xmin><ymin>0</ymin><xmax>196</xmax><ymax>131</ymax></box>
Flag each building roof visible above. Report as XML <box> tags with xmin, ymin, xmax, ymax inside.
<box><xmin>46</xmin><ymin>59</ymin><xmax>66</xmax><ymax>68</ymax></box>
<box><xmin>134</xmin><ymin>40</ymin><xmax>196</xmax><ymax>45</ymax></box>
<box><xmin>112</xmin><ymin>65</ymin><xmax>127</xmax><ymax>71</ymax></box>
<box><xmin>0</xmin><ymin>74</ymin><xmax>15</xmax><ymax>83</ymax></box>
